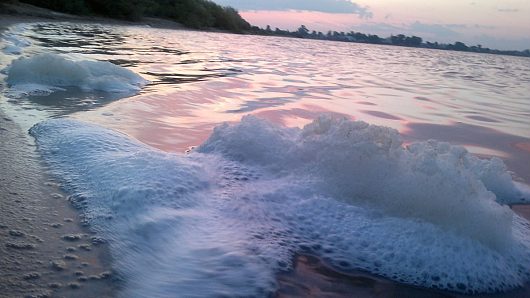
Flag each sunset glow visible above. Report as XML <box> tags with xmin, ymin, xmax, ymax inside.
<box><xmin>215</xmin><ymin>0</ymin><xmax>530</xmax><ymax>50</ymax></box>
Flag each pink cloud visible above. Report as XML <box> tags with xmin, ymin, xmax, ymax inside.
<box><xmin>241</xmin><ymin>10</ymin><xmax>365</xmax><ymax>32</ymax></box>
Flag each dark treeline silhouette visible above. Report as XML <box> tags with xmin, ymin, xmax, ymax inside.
<box><xmin>17</xmin><ymin>0</ymin><xmax>250</xmax><ymax>32</ymax></box>
<box><xmin>250</xmin><ymin>25</ymin><xmax>530</xmax><ymax>58</ymax></box>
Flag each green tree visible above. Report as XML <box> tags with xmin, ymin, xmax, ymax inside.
<box><xmin>296</xmin><ymin>25</ymin><xmax>309</xmax><ymax>37</ymax></box>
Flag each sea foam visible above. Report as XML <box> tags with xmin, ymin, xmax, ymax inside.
<box><xmin>30</xmin><ymin>116</ymin><xmax>530</xmax><ymax>297</ymax></box>
<box><xmin>1</xmin><ymin>24</ymin><xmax>31</xmax><ymax>55</ymax></box>
<box><xmin>5</xmin><ymin>53</ymin><xmax>148</xmax><ymax>97</ymax></box>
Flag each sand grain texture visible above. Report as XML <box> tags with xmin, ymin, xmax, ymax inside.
<box><xmin>0</xmin><ymin>110</ymin><xmax>114</xmax><ymax>297</ymax></box>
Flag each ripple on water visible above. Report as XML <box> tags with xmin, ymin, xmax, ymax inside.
<box><xmin>466</xmin><ymin>115</ymin><xmax>501</xmax><ymax>123</ymax></box>
<box><xmin>361</xmin><ymin>110</ymin><xmax>403</xmax><ymax>120</ymax></box>
<box><xmin>515</xmin><ymin>142</ymin><xmax>530</xmax><ymax>154</ymax></box>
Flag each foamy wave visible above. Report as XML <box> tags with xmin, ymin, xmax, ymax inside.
<box><xmin>30</xmin><ymin>117</ymin><xmax>530</xmax><ymax>296</ymax></box>
<box><xmin>199</xmin><ymin>116</ymin><xmax>529</xmax><ymax>248</ymax></box>
<box><xmin>5</xmin><ymin>53</ymin><xmax>148</xmax><ymax>97</ymax></box>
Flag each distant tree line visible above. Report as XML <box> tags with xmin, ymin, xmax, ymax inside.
<box><xmin>250</xmin><ymin>25</ymin><xmax>530</xmax><ymax>58</ymax></box>
<box><xmin>18</xmin><ymin>0</ymin><xmax>250</xmax><ymax>32</ymax></box>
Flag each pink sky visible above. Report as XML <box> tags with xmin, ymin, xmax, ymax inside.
<box><xmin>216</xmin><ymin>1</ymin><xmax>530</xmax><ymax>50</ymax></box>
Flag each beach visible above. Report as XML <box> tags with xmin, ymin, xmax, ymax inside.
<box><xmin>2</xmin><ymin>3</ymin><xmax>530</xmax><ymax>298</ymax></box>
<box><xmin>0</xmin><ymin>109</ymin><xmax>115</xmax><ymax>297</ymax></box>
<box><xmin>0</xmin><ymin>8</ymin><xmax>118</xmax><ymax>296</ymax></box>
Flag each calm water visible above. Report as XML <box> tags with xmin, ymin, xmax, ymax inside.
<box><xmin>2</xmin><ymin>22</ymin><xmax>530</xmax><ymax>297</ymax></box>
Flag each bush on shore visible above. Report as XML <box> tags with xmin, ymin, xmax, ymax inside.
<box><xmin>18</xmin><ymin>0</ymin><xmax>250</xmax><ymax>32</ymax></box>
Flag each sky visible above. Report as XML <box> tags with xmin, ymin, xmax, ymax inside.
<box><xmin>213</xmin><ymin>0</ymin><xmax>530</xmax><ymax>51</ymax></box>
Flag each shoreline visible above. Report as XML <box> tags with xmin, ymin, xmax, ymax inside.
<box><xmin>1</xmin><ymin>17</ymin><xmax>116</xmax><ymax>297</ymax></box>
<box><xmin>2</xmin><ymin>13</ymin><xmax>530</xmax><ymax>298</ymax></box>
<box><xmin>0</xmin><ymin>109</ymin><xmax>116</xmax><ymax>297</ymax></box>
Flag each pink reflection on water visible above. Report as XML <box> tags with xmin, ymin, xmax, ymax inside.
<box><xmin>69</xmin><ymin>27</ymin><xmax>529</xmax><ymax>185</ymax></box>
<box><xmin>515</xmin><ymin>142</ymin><xmax>530</xmax><ymax>153</ymax></box>
<box><xmin>254</xmin><ymin>104</ymin><xmax>352</xmax><ymax>127</ymax></box>
<box><xmin>361</xmin><ymin>110</ymin><xmax>403</xmax><ymax>120</ymax></box>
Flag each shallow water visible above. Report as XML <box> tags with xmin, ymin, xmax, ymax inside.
<box><xmin>1</xmin><ymin>22</ymin><xmax>530</xmax><ymax>297</ymax></box>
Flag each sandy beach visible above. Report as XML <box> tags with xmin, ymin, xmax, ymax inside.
<box><xmin>0</xmin><ymin>109</ymin><xmax>116</xmax><ymax>297</ymax></box>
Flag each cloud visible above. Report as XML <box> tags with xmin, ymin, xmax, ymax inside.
<box><xmin>473</xmin><ymin>24</ymin><xmax>496</xmax><ymax>30</ymax></box>
<box><xmin>497</xmin><ymin>8</ymin><xmax>519</xmax><ymax>13</ymax></box>
<box><xmin>213</xmin><ymin>0</ymin><xmax>373</xmax><ymax>18</ymax></box>
<box><xmin>353</xmin><ymin>22</ymin><xmax>404</xmax><ymax>35</ymax></box>
<box><xmin>446</xmin><ymin>24</ymin><xmax>497</xmax><ymax>30</ymax></box>
<box><xmin>351</xmin><ymin>21</ymin><xmax>462</xmax><ymax>43</ymax></box>
<box><xmin>409</xmin><ymin>21</ymin><xmax>460</xmax><ymax>39</ymax></box>
<box><xmin>445</xmin><ymin>24</ymin><xmax>467</xmax><ymax>29</ymax></box>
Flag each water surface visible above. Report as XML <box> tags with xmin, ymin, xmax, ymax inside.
<box><xmin>3</xmin><ymin>23</ymin><xmax>529</xmax><ymax>182</ymax></box>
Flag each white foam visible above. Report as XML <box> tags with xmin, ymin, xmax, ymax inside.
<box><xmin>2</xmin><ymin>44</ymin><xmax>23</xmax><ymax>55</ymax></box>
<box><xmin>200</xmin><ymin>116</ymin><xmax>529</xmax><ymax>245</ymax></box>
<box><xmin>5</xmin><ymin>53</ymin><xmax>148</xmax><ymax>96</ymax></box>
<box><xmin>30</xmin><ymin>117</ymin><xmax>530</xmax><ymax>296</ymax></box>
<box><xmin>1</xmin><ymin>25</ymin><xmax>31</xmax><ymax>55</ymax></box>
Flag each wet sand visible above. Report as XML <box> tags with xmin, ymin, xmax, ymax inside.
<box><xmin>1</xmin><ymin>9</ymin><xmax>119</xmax><ymax>297</ymax></box>
<box><xmin>0</xmin><ymin>111</ymin><xmax>115</xmax><ymax>297</ymax></box>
